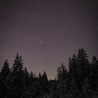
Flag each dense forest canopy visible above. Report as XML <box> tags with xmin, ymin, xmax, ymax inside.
<box><xmin>0</xmin><ymin>48</ymin><xmax>98</xmax><ymax>98</ymax></box>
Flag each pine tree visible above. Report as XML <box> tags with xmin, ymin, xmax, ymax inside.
<box><xmin>57</xmin><ymin>63</ymin><xmax>67</xmax><ymax>80</ymax></box>
<box><xmin>8</xmin><ymin>53</ymin><xmax>25</xmax><ymax>98</ymax></box>
<box><xmin>29</xmin><ymin>72</ymin><xmax>42</xmax><ymax>97</ymax></box>
<box><xmin>0</xmin><ymin>60</ymin><xmax>11</xmax><ymax>98</ymax></box>
<box><xmin>41</xmin><ymin>71</ymin><xmax>48</xmax><ymax>95</ymax></box>
<box><xmin>29</xmin><ymin>71</ymin><xmax>34</xmax><ymax>84</ymax></box>
<box><xmin>38</xmin><ymin>72</ymin><xmax>41</xmax><ymax>79</ymax></box>
<box><xmin>67</xmin><ymin>58</ymin><xmax>73</xmax><ymax>91</ymax></box>
<box><xmin>91</xmin><ymin>56</ymin><xmax>98</xmax><ymax>91</ymax></box>
<box><xmin>24</xmin><ymin>67</ymin><xmax>29</xmax><ymax>87</ymax></box>
<box><xmin>77</xmin><ymin>48</ymin><xmax>91</xmax><ymax>90</ymax></box>
<box><xmin>37</xmin><ymin>73</ymin><xmax>42</xmax><ymax>96</ymax></box>
<box><xmin>24</xmin><ymin>67</ymin><xmax>30</xmax><ymax>97</ymax></box>
<box><xmin>28</xmin><ymin>71</ymin><xmax>35</xmax><ymax>98</ymax></box>
<box><xmin>71</xmin><ymin>54</ymin><xmax>77</xmax><ymax>77</ymax></box>
<box><xmin>68</xmin><ymin>55</ymin><xmax>78</xmax><ymax>91</ymax></box>
<box><xmin>57</xmin><ymin>63</ymin><xmax>68</xmax><ymax>97</ymax></box>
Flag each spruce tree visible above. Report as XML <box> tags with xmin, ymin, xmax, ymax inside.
<box><xmin>8</xmin><ymin>53</ymin><xmax>25</xmax><ymax>98</ymax></box>
<box><xmin>29</xmin><ymin>71</ymin><xmax>34</xmax><ymax>84</ymax></box>
<box><xmin>77</xmin><ymin>48</ymin><xmax>91</xmax><ymax>90</ymax></box>
<box><xmin>38</xmin><ymin>73</ymin><xmax>42</xmax><ymax>96</ymax></box>
<box><xmin>57</xmin><ymin>63</ymin><xmax>68</xmax><ymax>96</ymax></box>
<box><xmin>41</xmin><ymin>71</ymin><xmax>48</xmax><ymax>95</ymax></box>
<box><xmin>0</xmin><ymin>60</ymin><xmax>11</xmax><ymax>98</ymax></box>
<box><xmin>68</xmin><ymin>55</ymin><xmax>78</xmax><ymax>90</ymax></box>
<box><xmin>91</xmin><ymin>56</ymin><xmax>98</xmax><ymax>91</ymax></box>
<box><xmin>67</xmin><ymin>58</ymin><xmax>73</xmax><ymax>91</ymax></box>
<box><xmin>24</xmin><ymin>67</ymin><xmax>30</xmax><ymax>97</ymax></box>
<box><xmin>57</xmin><ymin>63</ymin><xmax>67</xmax><ymax>81</ymax></box>
<box><xmin>38</xmin><ymin>72</ymin><xmax>41</xmax><ymax>79</ymax></box>
<box><xmin>24</xmin><ymin>67</ymin><xmax>29</xmax><ymax>87</ymax></box>
<box><xmin>28</xmin><ymin>71</ymin><xmax>34</xmax><ymax>98</ymax></box>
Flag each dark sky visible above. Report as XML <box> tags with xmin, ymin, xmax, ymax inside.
<box><xmin>0</xmin><ymin>0</ymin><xmax>98</xmax><ymax>80</ymax></box>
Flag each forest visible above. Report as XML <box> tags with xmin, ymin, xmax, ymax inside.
<box><xmin>0</xmin><ymin>48</ymin><xmax>98</xmax><ymax>98</ymax></box>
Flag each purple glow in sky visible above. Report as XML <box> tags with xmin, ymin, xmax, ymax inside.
<box><xmin>0</xmin><ymin>0</ymin><xmax>98</xmax><ymax>80</ymax></box>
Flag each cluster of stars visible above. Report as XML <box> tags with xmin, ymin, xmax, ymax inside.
<box><xmin>0</xmin><ymin>0</ymin><xmax>98</xmax><ymax>80</ymax></box>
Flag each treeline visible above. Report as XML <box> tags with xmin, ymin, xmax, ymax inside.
<box><xmin>0</xmin><ymin>48</ymin><xmax>98</xmax><ymax>98</ymax></box>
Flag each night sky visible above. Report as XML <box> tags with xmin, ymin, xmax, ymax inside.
<box><xmin>0</xmin><ymin>0</ymin><xmax>98</xmax><ymax>80</ymax></box>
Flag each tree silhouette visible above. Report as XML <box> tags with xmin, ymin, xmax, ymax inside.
<box><xmin>23</xmin><ymin>67</ymin><xmax>30</xmax><ymax>97</ymax></box>
<box><xmin>24</xmin><ymin>67</ymin><xmax>29</xmax><ymax>87</ymax></box>
<box><xmin>41</xmin><ymin>71</ymin><xmax>48</xmax><ymax>94</ymax></box>
<box><xmin>0</xmin><ymin>49</ymin><xmax>97</xmax><ymax>97</ymax></box>
<box><xmin>57</xmin><ymin>63</ymin><xmax>68</xmax><ymax>97</ymax></box>
<box><xmin>0</xmin><ymin>60</ymin><xmax>11</xmax><ymax>98</ymax></box>
<box><xmin>76</xmin><ymin>48</ymin><xmax>91</xmax><ymax>90</ymax></box>
<box><xmin>8</xmin><ymin>53</ymin><xmax>26</xmax><ymax>98</ymax></box>
<box><xmin>68</xmin><ymin>54</ymin><xmax>78</xmax><ymax>91</ymax></box>
<box><xmin>91</xmin><ymin>56</ymin><xmax>98</xmax><ymax>91</ymax></box>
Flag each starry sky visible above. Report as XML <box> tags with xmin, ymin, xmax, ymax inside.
<box><xmin>0</xmin><ymin>0</ymin><xmax>98</xmax><ymax>80</ymax></box>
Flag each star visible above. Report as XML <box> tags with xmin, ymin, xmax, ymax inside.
<box><xmin>0</xmin><ymin>0</ymin><xmax>98</xmax><ymax>80</ymax></box>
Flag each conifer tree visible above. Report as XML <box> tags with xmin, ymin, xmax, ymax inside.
<box><xmin>8</xmin><ymin>53</ymin><xmax>25</xmax><ymax>98</ymax></box>
<box><xmin>29</xmin><ymin>71</ymin><xmax>34</xmax><ymax>84</ymax></box>
<box><xmin>38</xmin><ymin>72</ymin><xmax>41</xmax><ymax>79</ymax></box>
<box><xmin>0</xmin><ymin>60</ymin><xmax>11</xmax><ymax>98</ymax></box>
<box><xmin>41</xmin><ymin>71</ymin><xmax>48</xmax><ymax>94</ymax></box>
<box><xmin>57</xmin><ymin>63</ymin><xmax>67</xmax><ymax>81</ymax></box>
<box><xmin>37</xmin><ymin>73</ymin><xmax>42</xmax><ymax>95</ymax></box>
<box><xmin>71</xmin><ymin>54</ymin><xmax>77</xmax><ymax>77</ymax></box>
<box><xmin>57</xmin><ymin>63</ymin><xmax>68</xmax><ymax>96</ymax></box>
<box><xmin>24</xmin><ymin>67</ymin><xmax>30</xmax><ymax>97</ymax></box>
<box><xmin>67</xmin><ymin>58</ymin><xmax>73</xmax><ymax>91</ymax></box>
<box><xmin>24</xmin><ymin>67</ymin><xmax>29</xmax><ymax>87</ymax></box>
<box><xmin>77</xmin><ymin>48</ymin><xmax>91</xmax><ymax>90</ymax></box>
<box><xmin>68</xmin><ymin>55</ymin><xmax>78</xmax><ymax>90</ymax></box>
<box><xmin>28</xmin><ymin>71</ymin><xmax>35</xmax><ymax>97</ymax></box>
<box><xmin>91</xmin><ymin>56</ymin><xmax>98</xmax><ymax>91</ymax></box>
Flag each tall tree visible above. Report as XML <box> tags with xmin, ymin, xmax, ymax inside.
<box><xmin>8</xmin><ymin>53</ymin><xmax>25</xmax><ymax>98</ymax></box>
<box><xmin>29</xmin><ymin>71</ymin><xmax>34</xmax><ymax>84</ymax></box>
<box><xmin>57</xmin><ymin>63</ymin><xmax>68</xmax><ymax>96</ymax></box>
<box><xmin>38</xmin><ymin>72</ymin><xmax>41</xmax><ymax>79</ymax></box>
<box><xmin>67</xmin><ymin>58</ymin><xmax>72</xmax><ymax>91</ymax></box>
<box><xmin>0</xmin><ymin>60</ymin><xmax>11</xmax><ymax>98</ymax></box>
<box><xmin>57</xmin><ymin>63</ymin><xmax>67</xmax><ymax>81</ymax></box>
<box><xmin>41</xmin><ymin>71</ymin><xmax>48</xmax><ymax>95</ymax></box>
<box><xmin>68</xmin><ymin>54</ymin><xmax>78</xmax><ymax>90</ymax></box>
<box><xmin>90</xmin><ymin>56</ymin><xmax>98</xmax><ymax>91</ymax></box>
<box><xmin>24</xmin><ymin>67</ymin><xmax>30</xmax><ymax>97</ymax></box>
<box><xmin>24</xmin><ymin>67</ymin><xmax>29</xmax><ymax>87</ymax></box>
<box><xmin>76</xmin><ymin>48</ymin><xmax>91</xmax><ymax>90</ymax></box>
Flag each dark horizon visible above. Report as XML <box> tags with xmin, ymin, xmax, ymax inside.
<box><xmin>0</xmin><ymin>48</ymin><xmax>97</xmax><ymax>81</ymax></box>
<box><xmin>0</xmin><ymin>48</ymin><xmax>98</xmax><ymax>98</ymax></box>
